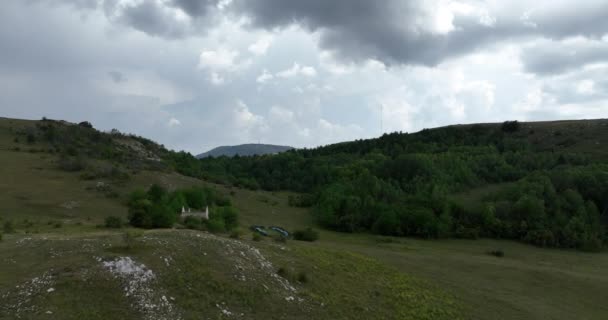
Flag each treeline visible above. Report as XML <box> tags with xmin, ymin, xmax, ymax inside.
<box><xmin>165</xmin><ymin>121</ymin><xmax>607</xmax><ymax>251</ymax></box>
<box><xmin>127</xmin><ymin>184</ymin><xmax>238</xmax><ymax>232</ymax></box>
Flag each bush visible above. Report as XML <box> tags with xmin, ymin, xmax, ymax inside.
<box><xmin>206</xmin><ymin>218</ymin><xmax>226</xmax><ymax>233</ymax></box>
<box><xmin>0</xmin><ymin>232</ymin><xmax>3</xmax><ymax>242</ymax></box>
<box><xmin>297</xmin><ymin>271</ymin><xmax>308</xmax><ymax>283</ymax></box>
<box><xmin>293</xmin><ymin>228</ymin><xmax>319</xmax><ymax>242</ymax></box>
<box><xmin>183</xmin><ymin>216</ymin><xmax>201</xmax><ymax>230</ymax></box>
<box><xmin>213</xmin><ymin>206</ymin><xmax>239</xmax><ymax>231</ymax></box>
<box><xmin>487</xmin><ymin>249</ymin><xmax>504</xmax><ymax>257</ymax></box>
<box><xmin>252</xmin><ymin>233</ymin><xmax>262</xmax><ymax>241</ymax></box>
<box><xmin>26</xmin><ymin>133</ymin><xmax>36</xmax><ymax>144</ymax></box>
<box><xmin>581</xmin><ymin>237</ymin><xmax>603</xmax><ymax>252</ymax></box>
<box><xmin>53</xmin><ymin>221</ymin><xmax>63</xmax><ymax>228</ymax></box>
<box><xmin>78</xmin><ymin>121</ymin><xmax>93</xmax><ymax>129</ymax></box>
<box><xmin>230</xmin><ymin>229</ymin><xmax>243</xmax><ymax>239</ymax></box>
<box><xmin>501</xmin><ymin>120</ymin><xmax>520</xmax><ymax>133</ymax></box>
<box><xmin>277</xmin><ymin>267</ymin><xmax>290</xmax><ymax>279</ymax></box>
<box><xmin>3</xmin><ymin>221</ymin><xmax>15</xmax><ymax>234</ymax></box>
<box><xmin>104</xmin><ymin>216</ymin><xmax>123</xmax><ymax>228</ymax></box>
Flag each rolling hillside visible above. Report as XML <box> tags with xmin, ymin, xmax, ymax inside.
<box><xmin>197</xmin><ymin>144</ymin><xmax>293</xmax><ymax>158</ymax></box>
<box><xmin>1</xmin><ymin>117</ymin><xmax>608</xmax><ymax>320</ymax></box>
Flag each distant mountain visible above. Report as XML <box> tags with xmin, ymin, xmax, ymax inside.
<box><xmin>196</xmin><ymin>144</ymin><xmax>293</xmax><ymax>158</ymax></box>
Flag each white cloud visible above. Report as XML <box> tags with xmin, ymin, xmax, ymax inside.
<box><xmin>256</xmin><ymin>69</ymin><xmax>274</xmax><ymax>83</ymax></box>
<box><xmin>316</xmin><ymin>118</ymin><xmax>364</xmax><ymax>145</ymax></box>
<box><xmin>233</xmin><ymin>99</ymin><xmax>265</xmax><ymax>130</ymax></box>
<box><xmin>198</xmin><ymin>47</ymin><xmax>240</xmax><ymax>71</ymax></box>
<box><xmin>268</xmin><ymin>105</ymin><xmax>294</xmax><ymax>122</ymax></box>
<box><xmin>248</xmin><ymin>35</ymin><xmax>273</xmax><ymax>55</ymax></box>
<box><xmin>276</xmin><ymin>63</ymin><xmax>317</xmax><ymax>78</ymax></box>
<box><xmin>210</xmin><ymin>72</ymin><xmax>225</xmax><ymax>85</ymax></box>
<box><xmin>168</xmin><ymin>117</ymin><xmax>181</xmax><ymax>127</ymax></box>
<box><xmin>576</xmin><ymin>80</ymin><xmax>595</xmax><ymax>95</ymax></box>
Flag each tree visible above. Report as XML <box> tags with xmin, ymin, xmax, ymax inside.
<box><xmin>147</xmin><ymin>184</ymin><xmax>167</xmax><ymax>203</ymax></box>
<box><xmin>78</xmin><ymin>121</ymin><xmax>93</xmax><ymax>129</ymax></box>
<box><xmin>501</xmin><ymin>120</ymin><xmax>520</xmax><ymax>133</ymax></box>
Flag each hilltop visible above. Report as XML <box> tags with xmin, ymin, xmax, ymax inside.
<box><xmin>197</xmin><ymin>144</ymin><xmax>293</xmax><ymax>158</ymax></box>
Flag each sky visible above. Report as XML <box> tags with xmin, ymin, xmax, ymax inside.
<box><xmin>1</xmin><ymin>0</ymin><xmax>607</xmax><ymax>153</ymax></box>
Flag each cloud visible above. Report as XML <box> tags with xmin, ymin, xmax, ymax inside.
<box><xmin>168</xmin><ymin>117</ymin><xmax>181</xmax><ymax>127</ymax></box>
<box><xmin>107</xmin><ymin>0</ymin><xmax>194</xmax><ymax>39</ymax></box>
<box><xmin>521</xmin><ymin>37</ymin><xmax>608</xmax><ymax>75</ymax></box>
<box><xmin>198</xmin><ymin>47</ymin><xmax>240</xmax><ymax>70</ymax></box>
<box><xmin>276</xmin><ymin>63</ymin><xmax>317</xmax><ymax>78</ymax></box>
<box><xmin>2</xmin><ymin>0</ymin><xmax>608</xmax><ymax>155</ymax></box>
<box><xmin>256</xmin><ymin>69</ymin><xmax>274</xmax><ymax>83</ymax></box>
<box><xmin>248</xmin><ymin>35</ymin><xmax>273</xmax><ymax>55</ymax></box>
<box><xmin>198</xmin><ymin>47</ymin><xmax>252</xmax><ymax>84</ymax></box>
<box><xmin>108</xmin><ymin>71</ymin><xmax>127</xmax><ymax>83</ymax></box>
<box><xmin>268</xmin><ymin>105</ymin><xmax>294</xmax><ymax>122</ymax></box>
<box><xmin>169</xmin><ymin>0</ymin><xmax>219</xmax><ymax>17</ymax></box>
<box><xmin>228</xmin><ymin>0</ymin><xmax>608</xmax><ymax>67</ymax></box>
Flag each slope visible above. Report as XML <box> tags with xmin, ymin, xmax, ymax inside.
<box><xmin>197</xmin><ymin>144</ymin><xmax>294</xmax><ymax>158</ymax></box>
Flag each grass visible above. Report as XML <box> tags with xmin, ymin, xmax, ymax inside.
<box><xmin>0</xmin><ymin>230</ymin><xmax>462</xmax><ymax>319</ymax></box>
<box><xmin>232</xmin><ymin>190</ymin><xmax>608</xmax><ymax>320</ymax></box>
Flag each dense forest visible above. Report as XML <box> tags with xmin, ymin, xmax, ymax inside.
<box><xmin>166</xmin><ymin>120</ymin><xmax>608</xmax><ymax>251</ymax></box>
<box><xmin>14</xmin><ymin>118</ymin><xmax>608</xmax><ymax>251</ymax></box>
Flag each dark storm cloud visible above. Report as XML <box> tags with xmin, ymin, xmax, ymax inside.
<box><xmin>224</xmin><ymin>0</ymin><xmax>608</xmax><ymax>67</ymax></box>
<box><xmin>40</xmin><ymin>0</ymin><xmax>608</xmax><ymax>69</ymax></box>
<box><xmin>169</xmin><ymin>0</ymin><xmax>219</xmax><ymax>17</ymax></box>
<box><xmin>114</xmin><ymin>1</ymin><xmax>192</xmax><ymax>38</ymax></box>
<box><xmin>228</xmin><ymin>0</ymin><xmax>460</xmax><ymax>66</ymax></box>
<box><xmin>521</xmin><ymin>39</ymin><xmax>608</xmax><ymax>75</ymax></box>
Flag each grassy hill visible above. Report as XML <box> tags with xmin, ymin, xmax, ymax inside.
<box><xmin>1</xmin><ymin>117</ymin><xmax>607</xmax><ymax>319</ymax></box>
<box><xmin>197</xmin><ymin>144</ymin><xmax>294</xmax><ymax>158</ymax></box>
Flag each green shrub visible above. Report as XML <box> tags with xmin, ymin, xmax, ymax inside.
<box><xmin>230</xmin><ymin>229</ymin><xmax>243</xmax><ymax>239</ymax></box>
<box><xmin>297</xmin><ymin>271</ymin><xmax>308</xmax><ymax>283</ymax></box>
<box><xmin>26</xmin><ymin>133</ymin><xmax>36</xmax><ymax>144</ymax></box>
<box><xmin>104</xmin><ymin>216</ymin><xmax>123</xmax><ymax>228</ymax></box>
<box><xmin>0</xmin><ymin>232</ymin><xmax>3</xmax><ymax>242</ymax></box>
<box><xmin>183</xmin><ymin>216</ymin><xmax>201</xmax><ymax>230</ymax></box>
<box><xmin>212</xmin><ymin>206</ymin><xmax>239</xmax><ymax>231</ymax></box>
<box><xmin>487</xmin><ymin>249</ymin><xmax>504</xmax><ymax>257</ymax></box>
<box><xmin>277</xmin><ymin>267</ymin><xmax>290</xmax><ymax>279</ymax></box>
<box><xmin>501</xmin><ymin>120</ymin><xmax>520</xmax><ymax>133</ymax></box>
<box><xmin>53</xmin><ymin>221</ymin><xmax>63</xmax><ymax>228</ymax></box>
<box><xmin>3</xmin><ymin>221</ymin><xmax>15</xmax><ymax>234</ymax></box>
<box><xmin>293</xmin><ymin>228</ymin><xmax>319</xmax><ymax>242</ymax></box>
<box><xmin>206</xmin><ymin>218</ymin><xmax>226</xmax><ymax>233</ymax></box>
<box><xmin>252</xmin><ymin>233</ymin><xmax>262</xmax><ymax>242</ymax></box>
